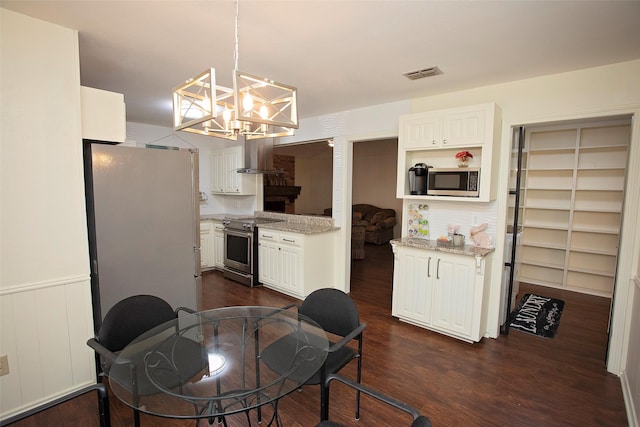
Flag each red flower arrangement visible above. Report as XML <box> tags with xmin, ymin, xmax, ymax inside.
<box><xmin>455</xmin><ymin>150</ymin><xmax>474</xmax><ymax>162</ymax></box>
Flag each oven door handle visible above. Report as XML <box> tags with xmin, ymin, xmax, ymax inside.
<box><xmin>224</xmin><ymin>229</ymin><xmax>253</xmax><ymax>239</ymax></box>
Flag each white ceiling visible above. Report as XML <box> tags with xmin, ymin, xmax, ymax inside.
<box><xmin>3</xmin><ymin>1</ymin><xmax>640</xmax><ymax>128</ymax></box>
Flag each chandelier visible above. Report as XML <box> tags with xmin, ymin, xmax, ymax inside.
<box><xmin>172</xmin><ymin>0</ymin><xmax>298</xmax><ymax>140</ymax></box>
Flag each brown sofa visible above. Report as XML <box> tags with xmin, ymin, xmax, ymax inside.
<box><xmin>324</xmin><ymin>204</ymin><xmax>397</xmax><ymax>246</ymax></box>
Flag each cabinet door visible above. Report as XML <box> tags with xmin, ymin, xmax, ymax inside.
<box><xmin>223</xmin><ymin>146</ymin><xmax>242</xmax><ymax>193</ymax></box>
<box><xmin>279</xmin><ymin>244</ymin><xmax>302</xmax><ymax>295</ymax></box>
<box><xmin>400</xmin><ymin>112</ymin><xmax>441</xmax><ymax>150</ymax></box>
<box><xmin>210</xmin><ymin>151</ymin><xmax>225</xmax><ymax>193</ymax></box>
<box><xmin>200</xmin><ymin>221</ymin><xmax>214</xmax><ymax>268</ymax></box>
<box><xmin>431</xmin><ymin>253</ymin><xmax>477</xmax><ymax>337</ymax></box>
<box><xmin>258</xmin><ymin>239</ymin><xmax>279</xmax><ymax>286</ymax></box>
<box><xmin>441</xmin><ymin>107</ymin><xmax>487</xmax><ymax>147</ymax></box>
<box><xmin>394</xmin><ymin>247</ymin><xmax>433</xmax><ymax>325</ymax></box>
<box><xmin>213</xmin><ymin>225</ymin><xmax>224</xmax><ymax>268</ymax></box>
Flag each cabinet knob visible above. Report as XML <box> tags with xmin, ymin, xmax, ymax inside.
<box><xmin>442</xmin><ymin>139</ymin><xmax>448</xmax><ymax>145</ymax></box>
<box><xmin>431</xmin><ymin>140</ymin><xmax>437</xmax><ymax>145</ymax></box>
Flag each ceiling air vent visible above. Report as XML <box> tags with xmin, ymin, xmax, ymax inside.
<box><xmin>403</xmin><ymin>66</ymin><xmax>442</xmax><ymax>80</ymax></box>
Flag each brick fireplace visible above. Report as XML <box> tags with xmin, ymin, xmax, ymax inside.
<box><xmin>263</xmin><ymin>154</ymin><xmax>301</xmax><ymax>214</ymax></box>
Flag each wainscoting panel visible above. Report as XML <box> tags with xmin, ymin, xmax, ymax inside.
<box><xmin>0</xmin><ymin>277</ymin><xmax>95</xmax><ymax>420</ymax></box>
<box><xmin>622</xmin><ymin>275</ymin><xmax>640</xmax><ymax>426</ymax></box>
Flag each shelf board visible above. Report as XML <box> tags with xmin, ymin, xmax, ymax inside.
<box><xmin>528</xmin><ymin>148</ymin><xmax>575</xmax><ymax>153</ymax></box>
<box><xmin>567</xmin><ymin>266</ymin><xmax>615</xmax><ymax>277</ymax></box>
<box><xmin>570</xmin><ymin>246</ymin><xmax>618</xmax><ymax>256</ymax></box>
<box><xmin>521</xmin><ymin>260</ymin><xmax>565</xmax><ymax>270</ymax></box>
<box><xmin>523</xmin><ymin>223</ymin><xmax>569</xmax><ymax>231</ymax></box>
<box><xmin>572</xmin><ymin>207</ymin><xmax>622</xmax><ymax>214</ymax></box>
<box><xmin>579</xmin><ymin>143</ymin><xmax>628</xmax><ymax>150</ymax></box>
<box><xmin>518</xmin><ymin>276</ymin><xmax>564</xmax><ymax>288</ymax></box>
<box><xmin>572</xmin><ymin>226</ymin><xmax>619</xmax><ymax>234</ymax></box>
<box><xmin>526</xmin><ymin>167</ymin><xmax>575</xmax><ymax>172</ymax></box>
<box><xmin>522</xmin><ymin>241</ymin><xmax>567</xmax><ymax>251</ymax></box>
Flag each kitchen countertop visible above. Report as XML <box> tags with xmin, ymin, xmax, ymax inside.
<box><xmin>256</xmin><ymin>212</ymin><xmax>339</xmax><ymax>235</ymax></box>
<box><xmin>200</xmin><ymin>213</ymin><xmax>227</xmax><ymax>221</ymax></box>
<box><xmin>200</xmin><ymin>212</ymin><xmax>339</xmax><ymax>235</ymax></box>
<box><xmin>257</xmin><ymin>221</ymin><xmax>338</xmax><ymax>234</ymax></box>
<box><xmin>391</xmin><ymin>237</ymin><xmax>494</xmax><ymax>258</ymax></box>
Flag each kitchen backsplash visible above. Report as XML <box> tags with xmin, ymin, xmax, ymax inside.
<box><xmin>404</xmin><ymin>199</ymin><xmax>499</xmax><ymax>244</ymax></box>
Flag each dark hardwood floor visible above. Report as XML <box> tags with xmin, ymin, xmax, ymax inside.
<box><xmin>9</xmin><ymin>244</ymin><xmax>627</xmax><ymax>426</ymax></box>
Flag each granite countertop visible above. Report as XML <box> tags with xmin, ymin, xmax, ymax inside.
<box><xmin>256</xmin><ymin>212</ymin><xmax>339</xmax><ymax>235</ymax></box>
<box><xmin>200</xmin><ymin>212</ymin><xmax>339</xmax><ymax>235</ymax></box>
<box><xmin>200</xmin><ymin>213</ymin><xmax>227</xmax><ymax>221</ymax></box>
<box><xmin>391</xmin><ymin>237</ymin><xmax>494</xmax><ymax>258</ymax></box>
<box><xmin>258</xmin><ymin>221</ymin><xmax>338</xmax><ymax>234</ymax></box>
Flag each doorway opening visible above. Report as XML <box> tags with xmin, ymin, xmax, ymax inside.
<box><xmin>503</xmin><ymin>115</ymin><xmax>632</xmax><ymax>347</ymax></box>
<box><xmin>349</xmin><ymin>137</ymin><xmax>400</xmax><ymax>312</ymax></box>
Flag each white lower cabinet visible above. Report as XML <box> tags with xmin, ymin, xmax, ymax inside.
<box><xmin>258</xmin><ymin>229</ymin><xmax>335</xmax><ymax>300</ymax></box>
<box><xmin>201</xmin><ymin>220</ymin><xmax>224</xmax><ymax>270</ymax></box>
<box><xmin>200</xmin><ymin>221</ymin><xmax>215</xmax><ymax>269</ymax></box>
<box><xmin>392</xmin><ymin>245</ymin><xmax>488</xmax><ymax>342</ymax></box>
<box><xmin>213</xmin><ymin>222</ymin><xmax>225</xmax><ymax>269</ymax></box>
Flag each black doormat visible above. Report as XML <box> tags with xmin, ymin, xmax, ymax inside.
<box><xmin>509</xmin><ymin>293</ymin><xmax>565</xmax><ymax>338</ymax></box>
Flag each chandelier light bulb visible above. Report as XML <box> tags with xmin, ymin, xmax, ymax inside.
<box><xmin>222</xmin><ymin>107</ymin><xmax>232</xmax><ymax>123</ymax></box>
<box><xmin>259</xmin><ymin>105</ymin><xmax>268</xmax><ymax>120</ymax></box>
<box><xmin>242</xmin><ymin>93</ymin><xmax>253</xmax><ymax>113</ymax></box>
<box><xmin>201</xmin><ymin>92</ymin><xmax>211</xmax><ymax>113</ymax></box>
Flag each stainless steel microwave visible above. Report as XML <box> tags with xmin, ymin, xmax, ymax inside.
<box><xmin>427</xmin><ymin>167</ymin><xmax>480</xmax><ymax>197</ymax></box>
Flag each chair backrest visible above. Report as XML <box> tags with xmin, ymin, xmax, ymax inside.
<box><xmin>300</xmin><ymin>288</ymin><xmax>360</xmax><ymax>337</ymax></box>
<box><xmin>97</xmin><ymin>294</ymin><xmax>176</xmax><ymax>352</ymax></box>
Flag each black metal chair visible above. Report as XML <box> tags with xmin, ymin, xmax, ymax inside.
<box><xmin>260</xmin><ymin>288</ymin><xmax>366</xmax><ymax>421</ymax></box>
<box><xmin>86</xmin><ymin>294</ymin><xmax>207</xmax><ymax>427</ymax></box>
<box><xmin>318</xmin><ymin>374</ymin><xmax>432</xmax><ymax>427</ymax></box>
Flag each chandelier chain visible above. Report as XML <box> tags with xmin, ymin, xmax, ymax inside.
<box><xmin>234</xmin><ymin>0</ymin><xmax>239</xmax><ymax>72</ymax></box>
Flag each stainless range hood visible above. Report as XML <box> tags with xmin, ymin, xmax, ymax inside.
<box><xmin>236</xmin><ymin>136</ymin><xmax>285</xmax><ymax>175</ymax></box>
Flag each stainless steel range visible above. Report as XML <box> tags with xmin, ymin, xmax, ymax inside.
<box><xmin>222</xmin><ymin>217</ymin><xmax>283</xmax><ymax>287</ymax></box>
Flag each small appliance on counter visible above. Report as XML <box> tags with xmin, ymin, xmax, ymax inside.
<box><xmin>408</xmin><ymin>163</ymin><xmax>430</xmax><ymax>195</ymax></box>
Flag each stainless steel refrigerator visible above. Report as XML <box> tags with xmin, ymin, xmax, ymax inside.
<box><xmin>84</xmin><ymin>142</ymin><xmax>201</xmax><ymax>330</ymax></box>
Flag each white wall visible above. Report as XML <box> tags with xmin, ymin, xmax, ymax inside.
<box><xmin>0</xmin><ymin>9</ymin><xmax>95</xmax><ymax>420</ymax></box>
<box><xmin>294</xmin><ymin>152</ymin><xmax>333</xmax><ymax>215</ymax></box>
<box><xmin>353</xmin><ymin>139</ymin><xmax>402</xmax><ymax>238</ymax></box>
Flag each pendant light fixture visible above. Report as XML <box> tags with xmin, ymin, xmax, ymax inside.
<box><xmin>172</xmin><ymin>0</ymin><xmax>298</xmax><ymax>140</ymax></box>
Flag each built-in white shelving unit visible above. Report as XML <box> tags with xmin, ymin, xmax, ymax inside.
<box><xmin>519</xmin><ymin>120</ymin><xmax>630</xmax><ymax>297</ymax></box>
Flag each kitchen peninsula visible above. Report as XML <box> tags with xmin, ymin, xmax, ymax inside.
<box><xmin>255</xmin><ymin>212</ymin><xmax>338</xmax><ymax>299</ymax></box>
<box><xmin>391</xmin><ymin>238</ymin><xmax>494</xmax><ymax>343</ymax></box>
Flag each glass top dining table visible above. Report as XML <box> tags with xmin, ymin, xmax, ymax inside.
<box><xmin>108</xmin><ymin>306</ymin><xmax>329</xmax><ymax>423</ymax></box>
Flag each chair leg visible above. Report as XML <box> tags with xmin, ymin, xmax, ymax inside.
<box><xmin>95</xmin><ymin>383</ymin><xmax>111</xmax><ymax>427</ymax></box>
<box><xmin>133</xmin><ymin>408</ymin><xmax>141</xmax><ymax>427</ymax></box>
<box><xmin>320</xmin><ymin>380</ymin><xmax>330</xmax><ymax>421</ymax></box>
<box><xmin>320</xmin><ymin>369</ymin><xmax>329</xmax><ymax>421</ymax></box>
<box><xmin>320</xmin><ymin>386</ymin><xmax>330</xmax><ymax>421</ymax></box>
<box><xmin>355</xmin><ymin>354</ymin><xmax>363</xmax><ymax>420</ymax></box>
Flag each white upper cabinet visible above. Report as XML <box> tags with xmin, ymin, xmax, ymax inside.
<box><xmin>397</xmin><ymin>102</ymin><xmax>501</xmax><ymax>202</ymax></box>
<box><xmin>400</xmin><ymin>104</ymin><xmax>490</xmax><ymax>150</ymax></box>
<box><xmin>401</xmin><ymin>112</ymin><xmax>441</xmax><ymax>149</ymax></box>
<box><xmin>80</xmin><ymin>86</ymin><xmax>126</xmax><ymax>143</ymax></box>
<box><xmin>210</xmin><ymin>145</ymin><xmax>257</xmax><ymax>195</ymax></box>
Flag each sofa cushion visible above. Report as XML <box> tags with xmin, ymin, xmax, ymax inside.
<box><xmin>370</xmin><ymin>211</ymin><xmax>388</xmax><ymax>225</ymax></box>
